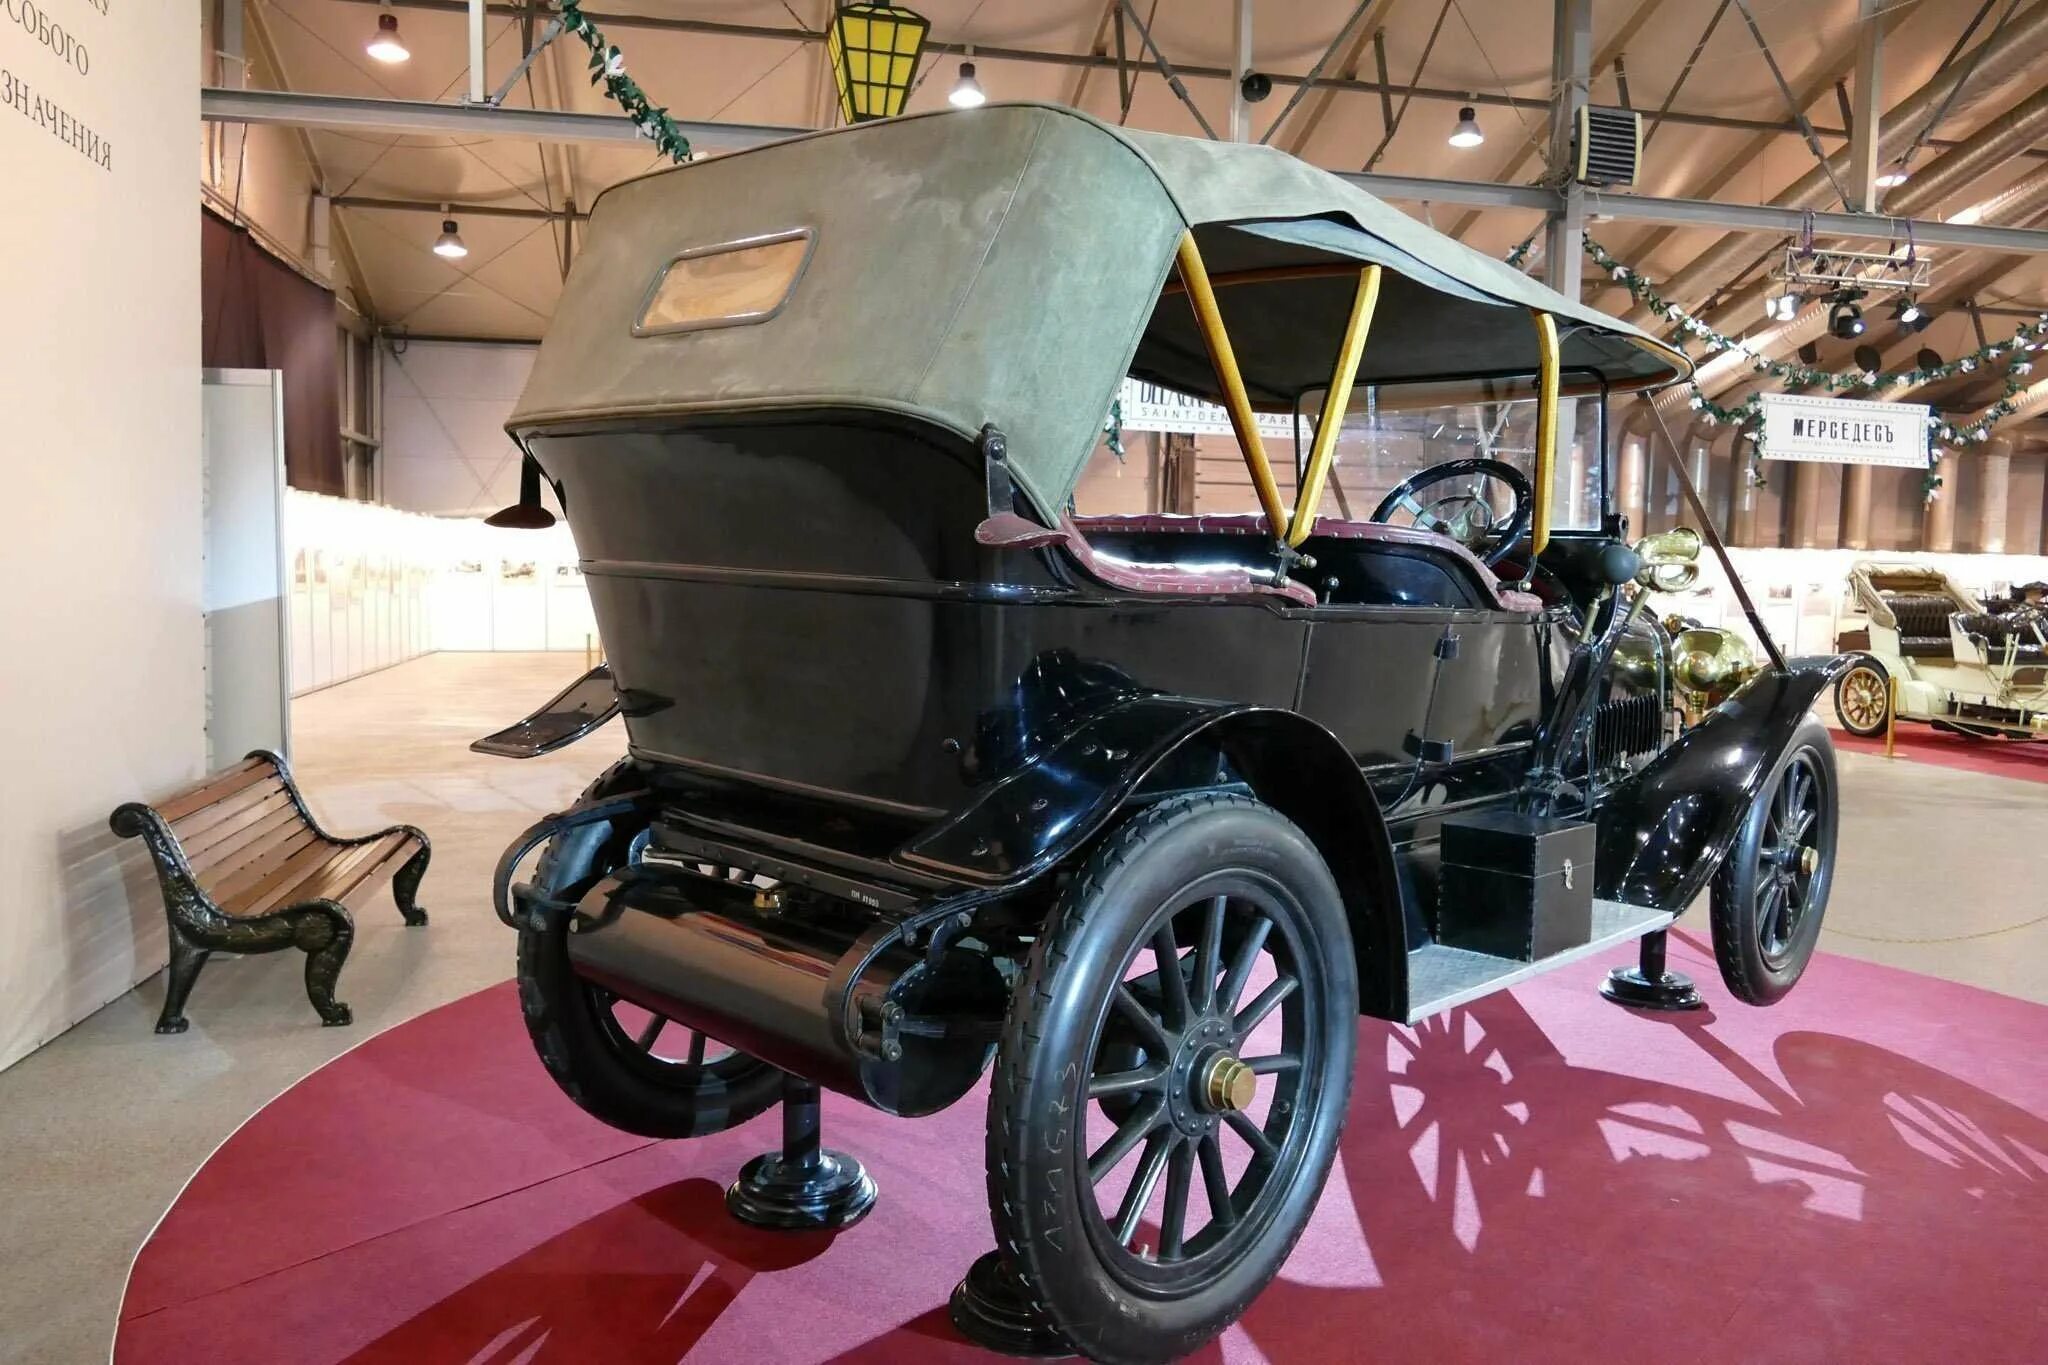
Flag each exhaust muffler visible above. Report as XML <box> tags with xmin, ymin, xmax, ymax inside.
<box><xmin>565</xmin><ymin>863</ymin><xmax>1002</xmax><ymax>1117</ymax></box>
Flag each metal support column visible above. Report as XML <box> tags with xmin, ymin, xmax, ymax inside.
<box><xmin>1230</xmin><ymin>0</ymin><xmax>1253</xmax><ymax>142</ymax></box>
<box><xmin>1544</xmin><ymin>0</ymin><xmax>1592</xmax><ymax>508</ymax></box>
<box><xmin>1980</xmin><ymin>437</ymin><xmax>2014</xmax><ymax>552</ymax></box>
<box><xmin>1543</xmin><ymin>0</ymin><xmax>1592</xmax><ymax>301</ymax></box>
<box><xmin>1849</xmin><ymin>0</ymin><xmax>1884</xmax><ymax>210</ymax></box>
<box><xmin>467</xmin><ymin>0</ymin><xmax>487</xmax><ymax>104</ymax></box>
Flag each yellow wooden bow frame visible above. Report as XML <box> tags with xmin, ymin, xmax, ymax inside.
<box><xmin>1173</xmin><ymin>230</ymin><xmax>1561</xmax><ymax>558</ymax></box>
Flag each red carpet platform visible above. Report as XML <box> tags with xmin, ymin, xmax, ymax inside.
<box><xmin>117</xmin><ymin>932</ymin><xmax>2048</xmax><ymax>1364</ymax></box>
<box><xmin>1829</xmin><ymin>722</ymin><xmax>2048</xmax><ymax>784</ymax></box>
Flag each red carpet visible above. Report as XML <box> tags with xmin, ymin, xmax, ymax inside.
<box><xmin>1829</xmin><ymin>721</ymin><xmax>2048</xmax><ymax>783</ymax></box>
<box><xmin>118</xmin><ymin>933</ymin><xmax>2048</xmax><ymax>1363</ymax></box>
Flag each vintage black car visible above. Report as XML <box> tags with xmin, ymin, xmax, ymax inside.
<box><xmin>479</xmin><ymin>105</ymin><xmax>1847</xmax><ymax>1364</ymax></box>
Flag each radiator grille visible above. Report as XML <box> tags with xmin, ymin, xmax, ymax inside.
<box><xmin>1595</xmin><ymin>693</ymin><xmax>1661</xmax><ymax>764</ymax></box>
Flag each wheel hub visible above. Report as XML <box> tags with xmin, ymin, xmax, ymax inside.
<box><xmin>1201</xmin><ymin>1053</ymin><xmax>1256</xmax><ymax>1113</ymax></box>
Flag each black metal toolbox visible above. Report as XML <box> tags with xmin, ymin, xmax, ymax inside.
<box><xmin>1436</xmin><ymin>810</ymin><xmax>1595</xmax><ymax>961</ymax></box>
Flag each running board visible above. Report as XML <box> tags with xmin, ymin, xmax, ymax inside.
<box><xmin>1404</xmin><ymin>898</ymin><xmax>1675</xmax><ymax>1023</ymax></box>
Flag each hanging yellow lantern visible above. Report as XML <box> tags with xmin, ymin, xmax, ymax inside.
<box><xmin>827</xmin><ymin>3</ymin><xmax>932</xmax><ymax>123</ymax></box>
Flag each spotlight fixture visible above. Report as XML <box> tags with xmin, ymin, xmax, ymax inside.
<box><xmin>366</xmin><ymin>2</ymin><xmax>409</xmax><ymax>63</ymax></box>
<box><xmin>1875</xmin><ymin>166</ymin><xmax>1910</xmax><ymax>188</ymax></box>
<box><xmin>1891</xmin><ymin>296</ymin><xmax>1930</xmax><ymax>331</ymax></box>
<box><xmin>1915</xmin><ymin>347</ymin><xmax>1944</xmax><ymax>371</ymax></box>
<box><xmin>431</xmin><ymin>209</ymin><xmax>468</xmax><ymax>260</ymax></box>
<box><xmin>948</xmin><ymin>54</ymin><xmax>985</xmax><ymax>108</ymax></box>
<box><xmin>1764</xmin><ymin>290</ymin><xmax>1799</xmax><ymax>323</ymax></box>
<box><xmin>1448</xmin><ymin>105</ymin><xmax>1484</xmax><ymax>149</ymax></box>
<box><xmin>1829</xmin><ymin>296</ymin><xmax>1866</xmax><ymax>339</ymax></box>
<box><xmin>1239</xmin><ymin>71</ymin><xmax>1273</xmax><ymax>103</ymax></box>
<box><xmin>1853</xmin><ymin>344</ymin><xmax>1883</xmax><ymax>375</ymax></box>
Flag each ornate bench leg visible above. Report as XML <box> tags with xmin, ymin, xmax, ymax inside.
<box><xmin>156</xmin><ymin>932</ymin><xmax>210</xmax><ymax>1035</ymax></box>
<box><xmin>390</xmin><ymin>832</ymin><xmax>431</xmax><ymax>927</ymax></box>
<box><xmin>292</xmin><ymin>904</ymin><xmax>356</xmax><ymax>1027</ymax></box>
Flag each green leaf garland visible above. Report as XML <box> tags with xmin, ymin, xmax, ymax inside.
<box><xmin>1583</xmin><ymin>235</ymin><xmax>2046</xmax><ymax>501</ymax></box>
<box><xmin>558</xmin><ymin>1</ymin><xmax>692</xmax><ymax>164</ymax></box>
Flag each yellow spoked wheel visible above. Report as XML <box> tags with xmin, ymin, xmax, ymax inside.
<box><xmin>1833</xmin><ymin>663</ymin><xmax>1890</xmax><ymax>738</ymax></box>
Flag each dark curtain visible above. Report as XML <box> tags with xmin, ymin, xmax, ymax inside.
<box><xmin>201</xmin><ymin>208</ymin><xmax>344</xmax><ymax>495</ymax></box>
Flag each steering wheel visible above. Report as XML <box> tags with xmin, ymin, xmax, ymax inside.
<box><xmin>1370</xmin><ymin>458</ymin><xmax>1532</xmax><ymax>567</ymax></box>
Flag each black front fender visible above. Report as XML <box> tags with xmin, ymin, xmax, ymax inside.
<box><xmin>1595</xmin><ymin>656</ymin><xmax>1851</xmax><ymax>912</ymax></box>
<box><xmin>895</xmin><ymin>695</ymin><xmax>1409</xmax><ymax>1021</ymax></box>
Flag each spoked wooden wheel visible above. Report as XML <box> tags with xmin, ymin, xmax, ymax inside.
<box><xmin>515</xmin><ymin>761</ymin><xmax>781</xmax><ymax>1138</ymax></box>
<box><xmin>987</xmin><ymin>794</ymin><xmax>1356</xmax><ymax>1365</ymax></box>
<box><xmin>1711</xmin><ymin>718</ymin><xmax>1838</xmax><ymax>1005</ymax></box>
<box><xmin>1081</xmin><ymin>890</ymin><xmax>1311</xmax><ymax>1269</ymax></box>
<box><xmin>1834</xmin><ymin>662</ymin><xmax>1891</xmax><ymax>738</ymax></box>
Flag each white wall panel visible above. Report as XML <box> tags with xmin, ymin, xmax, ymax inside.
<box><xmin>0</xmin><ymin>8</ymin><xmax>204</xmax><ymax>1070</ymax></box>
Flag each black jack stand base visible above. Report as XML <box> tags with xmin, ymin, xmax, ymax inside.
<box><xmin>948</xmin><ymin>1251</ymin><xmax>1073</xmax><ymax>1358</ymax></box>
<box><xmin>726</xmin><ymin>1074</ymin><xmax>877</xmax><ymax>1230</ymax></box>
<box><xmin>1600</xmin><ymin>928</ymin><xmax>1705</xmax><ymax>1012</ymax></box>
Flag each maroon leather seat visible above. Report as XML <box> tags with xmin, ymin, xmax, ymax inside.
<box><xmin>1066</xmin><ymin>513</ymin><xmax>1544</xmax><ymax>613</ymax></box>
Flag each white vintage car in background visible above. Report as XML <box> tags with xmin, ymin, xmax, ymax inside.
<box><xmin>1833</xmin><ymin>562</ymin><xmax>2048</xmax><ymax>740</ymax></box>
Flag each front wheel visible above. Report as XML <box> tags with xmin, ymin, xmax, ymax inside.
<box><xmin>516</xmin><ymin>760</ymin><xmax>782</xmax><ymax>1138</ymax></box>
<box><xmin>1833</xmin><ymin>660</ymin><xmax>1891</xmax><ymax>738</ymax></box>
<box><xmin>986</xmin><ymin>793</ymin><xmax>1358</xmax><ymax>1365</ymax></box>
<box><xmin>1710</xmin><ymin>718</ymin><xmax>1838</xmax><ymax>1005</ymax></box>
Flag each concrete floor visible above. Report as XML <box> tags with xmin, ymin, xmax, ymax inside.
<box><xmin>0</xmin><ymin>651</ymin><xmax>2043</xmax><ymax>1364</ymax></box>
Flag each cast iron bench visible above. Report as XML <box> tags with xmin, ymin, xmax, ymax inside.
<box><xmin>110</xmin><ymin>749</ymin><xmax>430</xmax><ymax>1034</ymax></box>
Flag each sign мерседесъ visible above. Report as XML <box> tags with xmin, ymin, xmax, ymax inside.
<box><xmin>1759</xmin><ymin>392</ymin><xmax>1930</xmax><ymax>469</ymax></box>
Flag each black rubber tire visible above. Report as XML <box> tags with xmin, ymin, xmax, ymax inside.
<box><xmin>516</xmin><ymin>758</ymin><xmax>781</xmax><ymax>1138</ymax></box>
<box><xmin>1710</xmin><ymin>717</ymin><xmax>1838</xmax><ymax>1006</ymax></box>
<box><xmin>1833</xmin><ymin>660</ymin><xmax>1891</xmax><ymax>738</ymax></box>
<box><xmin>986</xmin><ymin>792</ymin><xmax>1358</xmax><ymax>1365</ymax></box>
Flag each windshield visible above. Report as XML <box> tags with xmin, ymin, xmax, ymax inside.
<box><xmin>1076</xmin><ymin>384</ymin><xmax>1608</xmax><ymax>533</ymax></box>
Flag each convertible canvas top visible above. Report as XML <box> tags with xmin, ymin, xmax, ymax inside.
<box><xmin>512</xmin><ymin>103</ymin><xmax>1690</xmax><ymax>516</ymax></box>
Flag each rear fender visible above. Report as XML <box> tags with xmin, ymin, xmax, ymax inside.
<box><xmin>1595</xmin><ymin>657</ymin><xmax>1851</xmax><ymax>912</ymax></box>
<box><xmin>896</xmin><ymin>697</ymin><xmax>1408</xmax><ymax>1020</ymax></box>
<box><xmin>471</xmin><ymin>663</ymin><xmax>621</xmax><ymax>758</ymax></box>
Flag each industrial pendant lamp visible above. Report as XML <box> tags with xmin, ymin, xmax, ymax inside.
<box><xmin>486</xmin><ymin>455</ymin><xmax>558</xmax><ymax>529</ymax></box>
<box><xmin>432</xmin><ymin>206</ymin><xmax>468</xmax><ymax>260</ymax></box>
<box><xmin>1448</xmin><ymin>105</ymin><xmax>1484</xmax><ymax>148</ymax></box>
<box><xmin>1764</xmin><ymin>290</ymin><xmax>1799</xmax><ymax>323</ymax></box>
<box><xmin>1875</xmin><ymin>165</ymin><xmax>1909</xmax><ymax>189</ymax></box>
<box><xmin>827</xmin><ymin>3</ymin><xmax>932</xmax><ymax>123</ymax></box>
<box><xmin>949</xmin><ymin>48</ymin><xmax>986</xmax><ymax>108</ymax></box>
<box><xmin>366</xmin><ymin>2</ymin><xmax>409</xmax><ymax>63</ymax></box>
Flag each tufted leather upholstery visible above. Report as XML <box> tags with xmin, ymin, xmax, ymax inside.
<box><xmin>1881</xmin><ymin>593</ymin><xmax>1957</xmax><ymax>659</ymax></box>
<box><xmin>1954</xmin><ymin>612</ymin><xmax>2048</xmax><ymax>665</ymax></box>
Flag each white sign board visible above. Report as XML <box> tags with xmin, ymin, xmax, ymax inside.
<box><xmin>1760</xmin><ymin>392</ymin><xmax>1930</xmax><ymax>468</ymax></box>
<box><xmin>1118</xmin><ymin>379</ymin><xmax>1297</xmax><ymax>439</ymax></box>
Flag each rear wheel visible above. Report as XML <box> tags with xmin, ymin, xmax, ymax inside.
<box><xmin>1833</xmin><ymin>661</ymin><xmax>1891</xmax><ymax>738</ymax></box>
<box><xmin>986</xmin><ymin>793</ymin><xmax>1357</xmax><ymax>1365</ymax></box>
<box><xmin>516</xmin><ymin>759</ymin><xmax>781</xmax><ymax>1137</ymax></box>
<box><xmin>1710</xmin><ymin>720</ymin><xmax>1838</xmax><ymax>1005</ymax></box>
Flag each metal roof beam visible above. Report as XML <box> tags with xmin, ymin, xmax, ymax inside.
<box><xmin>322</xmin><ymin>0</ymin><xmax>2045</xmax><ymax>152</ymax></box>
<box><xmin>201</xmin><ymin>89</ymin><xmax>2048</xmax><ymax>256</ymax></box>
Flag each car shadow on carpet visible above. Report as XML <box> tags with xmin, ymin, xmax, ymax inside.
<box><xmin>338</xmin><ymin>1177</ymin><xmax>841</xmax><ymax>1364</ymax></box>
<box><xmin>831</xmin><ymin>990</ymin><xmax>2048</xmax><ymax>1363</ymax></box>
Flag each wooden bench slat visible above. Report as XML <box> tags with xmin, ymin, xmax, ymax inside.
<box><xmin>155</xmin><ymin>758</ymin><xmax>274</xmax><ymax>824</ymax></box>
<box><xmin>242</xmin><ymin>832</ymin><xmax>412</xmax><ymax>920</ymax></box>
<box><xmin>179</xmin><ymin>788</ymin><xmax>297</xmax><ymax>859</ymax></box>
<box><xmin>337</xmin><ymin>841</ymin><xmax>422</xmax><ymax>913</ymax></box>
<box><xmin>186</xmin><ymin>803</ymin><xmax>309</xmax><ymax>878</ymax></box>
<box><xmin>216</xmin><ymin>835</ymin><xmax>347</xmax><ymax>916</ymax></box>
<box><xmin>171</xmin><ymin>776</ymin><xmax>289</xmax><ymax>843</ymax></box>
<box><xmin>201</xmin><ymin>825</ymin><xmax>327</xmax><ymax>902</ymax></box>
